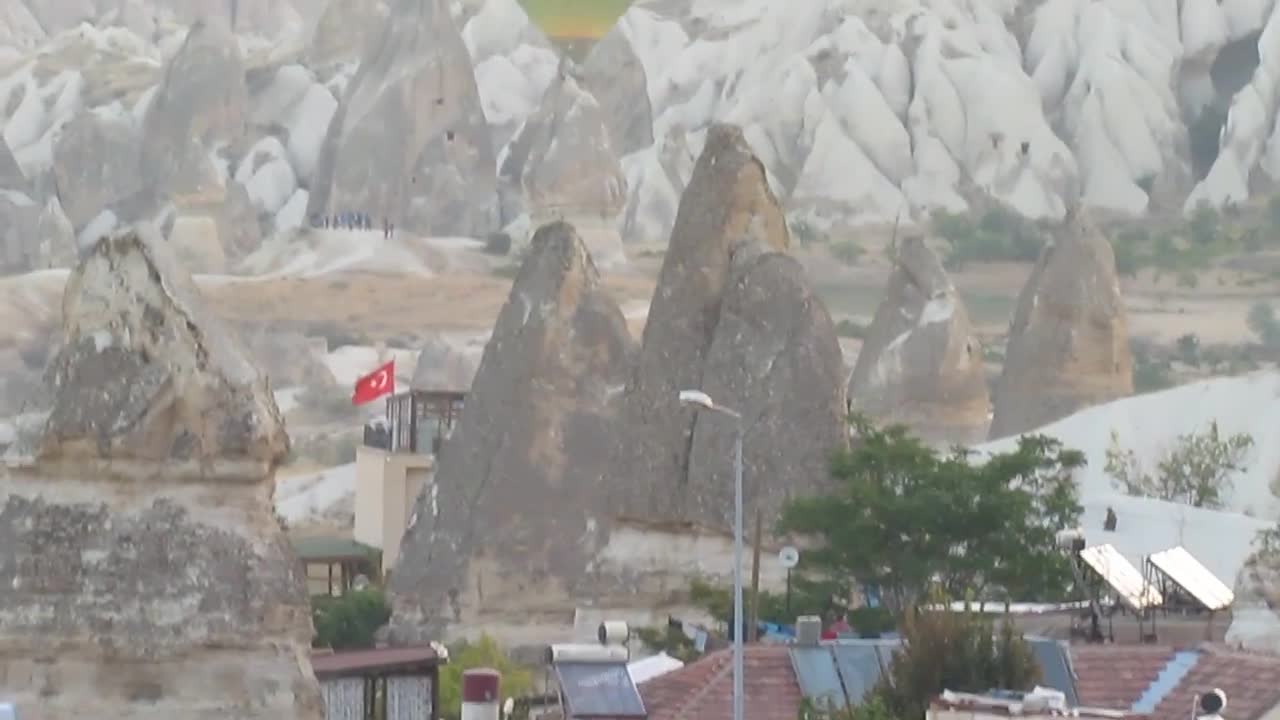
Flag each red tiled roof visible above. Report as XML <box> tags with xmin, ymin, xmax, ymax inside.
<box><xmin>1070</xmin><ymin>645</ymin><xmax>1175</xmax><ymax>710</ymax></box>
<box><xmin>1149</xmin><ymin>646</ymin><xmax>1280</xmax><ymax>720</ymax></box>
<box><xmin>638</xmin><ymin>645</ymin><xmax>802</xmax><ymax>720</ymax></box>
<box><xmin>1070</xmin><ymin>644</ymin><xmax>1280</xmax><ymax>720</ymax></box>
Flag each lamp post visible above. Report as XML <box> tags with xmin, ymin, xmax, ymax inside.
<box><xmin>678</xmin><ymin>389</ymin><xmax>744</xmax><ymax>720</ymax></box>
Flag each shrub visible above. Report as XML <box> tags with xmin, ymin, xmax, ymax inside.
<box><xmin>438</xmin><ymin>635</ymin><xmax>533</xmax><ymax>720</ymax></box>
<box><xmin>1248</xmin><ymin>302</ymin><xmax>1280</xmax><ymax>348</ymax></box>
<box><xmin>935</xmin><ymin>208</ymin><xmax>1045</xmax><ymax>269</ymax></box>
<box><xmin>1105</xmin><ymin>422</ymin><xmax>1254</xmax><ymax>509</ymax></box>
<box><xmin>312</xmin><ymin>588</ymin><xmax>391</xmax><ymax>650</ymax></box>
<box><xmin>835</xmin><ymin>319</ymin><xmax>869</xmax><ymax>338</ymax></box>
<box><xmin>1188</xmin><ymin>206</ymin><xmax>1220</xmax><ymax>246</ymax></box>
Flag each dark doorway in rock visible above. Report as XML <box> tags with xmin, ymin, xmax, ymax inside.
<box><xmin>1190</xmin><ymin>30</ymin><xmax>1264</xmax><ymax>181</ymax></box>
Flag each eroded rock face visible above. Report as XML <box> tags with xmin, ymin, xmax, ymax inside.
<box><xmin>581</xmin><ymin>24</ymin><xmax>653</xmax><ymax>157</ymax></box>
<box><xmin>516</xmin><ymin>61</ymin><xmax>627</xmax><ymax>218</ymax></box>
<box><xmin>52</xmin><ymin>109</ymin><xmax>146</xmax><ymax>231</ymax></box>
<box><xmin>387</xmin><ymin>221</ymin><xmax>634</xmax><ymax>640</ymax></box>
<box><xmin>308</xmin><ymin>0</ymin><xmax>391</xmax><ymax>64</ymax></box>
<box><xmin>688</xmin><ymin>252</ymin><xmax>848</xmax><ymax>528</ymax></box>
<box><xmin>0</xmin><ymin>226</ymin><xmax>320</xmax><ymax>718</ymax></box>
<box><xmin>989</xmin><ymin>208</ymin><xmax>1133</xmax><ymax>439</ymax></box>
<box><xmin>410</xmin><ymin>334</ymin><xmax>480</xmax><ymax>393</ymax></box>
<box><xmin>616</xmin><ymin>124</ymin><xmax>844</xmax><ymax>527</ymax></box>
<box><xmin>849</xmin><ymin>236</ymin><xmax>990</xmax><ymax>443</ymax></box>
<box><xmin>140</xmin><ymin>19</ymin><xmax>248</xmax><ymax>195</ymax></box>
<box><xmin>40</xmin><ymin>227</ymin><xmax>288</xmax><ymax>467</ymax></box>
<box><xmin>0</xmin><ymin>189</ymin><xmax>40</xmax><ymax>273</ymax></box>
<box><xmin>307</xmin><ymin>0</ymin><xmax>499</xmax><ymax>237</ymax></box>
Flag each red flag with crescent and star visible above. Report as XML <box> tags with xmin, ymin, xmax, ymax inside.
<box><xmin>352</xmin><ymin>360</ymin><xmax>395</xmax><ymax>405</ymax></box>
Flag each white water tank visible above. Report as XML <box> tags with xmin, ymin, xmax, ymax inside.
<box><xmin>0</xmin><ymin>702</ymin><xmax>15</xmax><ymax>720</ymax></box>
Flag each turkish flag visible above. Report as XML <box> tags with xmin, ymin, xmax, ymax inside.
<box><xmin>352</xmin><ymin>360</ymin><xmax>395</xmax><ymax>405</ymax></box>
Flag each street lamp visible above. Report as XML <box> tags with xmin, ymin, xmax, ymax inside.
<box><xmin>678</xmin><ymin>388</ymin><xmax>744</xmax><ymax>720</ymax></box>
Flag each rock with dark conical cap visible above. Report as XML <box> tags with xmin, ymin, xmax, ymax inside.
<box><xmin>989</xmin><ymin>207</ymin><xmax>1133</xmax><ymax>439</ymax></box>
<box><xmin>0</xmin><ymin>226</ymin><xmax>320</xmax><ymax>718</ymax></box>
<box><xmin>387</xmin><ymin>220</ymin><xmax>634</xmax><ymax>640</ymax></box>
<box><xmin>849</xmin><ymin>235</ymin><xmax>990</xmax><ymax>443</ymax></box>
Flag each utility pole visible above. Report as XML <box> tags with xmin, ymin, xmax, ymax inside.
<box><xmin>749</xmin><ymin>508</ymin><xmax>762</xmax><ymax>641</ymax></box>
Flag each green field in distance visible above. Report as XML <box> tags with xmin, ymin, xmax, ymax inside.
<box><xmin>519</xmin><ymin>0</ymin><xmax>634</xmax><ymax>38</ymax></box>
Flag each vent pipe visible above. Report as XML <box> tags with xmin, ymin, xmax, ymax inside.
<box><xmin>1196</xmin><ymin>689</ymin><xmax>1226</xmax><ymax>720</ymax></box>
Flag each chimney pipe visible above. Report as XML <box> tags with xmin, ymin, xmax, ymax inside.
<box><xmin>462</xmin><ymin>668</ymin><xmax>501</xmax><ymax>720</ymax></box>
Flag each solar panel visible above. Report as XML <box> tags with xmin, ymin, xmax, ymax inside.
<box><xmin>555</xmin><ymin>661</ymin><xmax>646</xmax><ymax>718</ymax></box>
<box><xmin>1026</xmin><ymin>638</ymin><xmax>1079</xmax><ymax>707</ymax></box>
<box><xmin>1147</xmin><ymin>546</ymin><xmax>1234</xmax><ymax>611</ymax></box>
<box><xmin>1079</xmin><ymin>544</ymin><xmax>1162</xmax><ymax>610</ymax></box>
<box><xmin>789</xmin><ymin>646</ymin><xmax>847</xmax><ymax>711</ymax></box>
<box><xmin>831</xmin><ymin>642</ymin><xmax>891</xmax><ymax>704</ymax></box>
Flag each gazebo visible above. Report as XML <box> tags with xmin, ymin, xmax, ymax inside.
<box><xmin>292</xmin><ymin>535</ymin><xmax>382</xmax><ymax>596</ymax></box>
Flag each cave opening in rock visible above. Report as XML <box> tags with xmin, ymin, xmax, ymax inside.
<box><xmin>1190</xmin><ymin>30</ymin><xmax>1263</xmax><ymax>181</ymax></box>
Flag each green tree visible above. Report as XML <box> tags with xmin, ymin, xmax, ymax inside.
<box><xmin>312</xmin><ymin>588</ymin><xmax>392</xmax><ymax>650</ymax></box>
<box><xmin>438</xmin><ymin>635</ymin><xmax>534</xmax><ymax>720</ymax></box>
<box><xmin>876</xmin><ymin>607</ymin><xmax>1039</xmax><ymax>720</ymax></box>
<box><xmin>796</xmin><ymin>605</ymin><xmax>1040</xmax><ymax>720</ymax></box>
<box><xmin>1105</xmin><ymin>421</ymin><xmax>1254</xmax><ymax>508</ymax></box>
<box><xmin>1248</xmin><ymin>302</ymin><xmax>1280</xmax><ymax>349</ymax></box>
<box><xmin>780</xmin><ymin>417</ymin><xmax>1084</xmax><ymax>613</ymax></box>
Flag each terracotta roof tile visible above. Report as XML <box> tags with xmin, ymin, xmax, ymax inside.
<box><xmin>1150</xmin><ymin>646</ymin><xmax>1280</xmax><ymax>720</ymax></box>
<box><xmin>1070</xmin><ymin>645</ymin><xmax>1175</xmax><ymax>710</ymax></box>
<box><xmin>639</xmin><ymin>645</ymin><xmax>803</xmax><ymax>720</ymax></box>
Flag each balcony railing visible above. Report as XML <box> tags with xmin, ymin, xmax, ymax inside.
<box><xmin>363</xmin><ymin>390</ymin><xmax>465</xmax><ymax>455</ymax></box>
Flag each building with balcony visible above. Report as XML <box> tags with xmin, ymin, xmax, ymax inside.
<box><xmin>354</xmin><ymin>390</ymin><xmax>465</xmax><ymax>578</ymax></box>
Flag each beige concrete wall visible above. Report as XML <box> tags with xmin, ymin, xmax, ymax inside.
<box><xmin>352</xmin><ymin>445</ymin><xmax>433</xmax><ymax>576</ymax></box>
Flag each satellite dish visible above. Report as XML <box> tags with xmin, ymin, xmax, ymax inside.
<box><xmin>1199</xmin><ymin>689</ymin><xmax>1227</xmax><ymax>716</ymax></box>
<box><xmin>778</xmin><ymin>546</ymin><xmax>800</xmax><ymax>569</ymax></box>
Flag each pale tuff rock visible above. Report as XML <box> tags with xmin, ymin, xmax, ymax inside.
<box><xmin>308</xmin><ymin>0</ymin><xmax>391</xmax><ymax>63</ymax></box>
<box><xmin>410</xmin><ymin>334</ymin><xmax>480</xmax><ymax>393</ymax></box>
<box><xmin>989</xmin><ymin>207</ymin><xmax>1134</xmax><ymax>439</ymax></box>
<box><xmin>39</xmin><ymin>226</ymin><xmax>289</xmax><ymax>468</ymax></box>
<box><xmin>307</xmin><ymin>0</ymin><xmax>499</xmax><ymax>238</ymax></box>
<box><xmin>505</xmin><ymin>60</ymin><xmax>630</xmax><ymax>268</ymax></box>
<box><xmin>139</xmin><ymin>18</ymin><xmax>249</xmax><ymax>195</ymax></box>
<box><xmin>581</xmin><ymin>21</ymin><xmax>654</xmax><ymax>157</ymax></box>
<box><xmin>849</xmin><ymin>235</ymin><xmax>990</xmax><ymax>444</ymax></box>
<box><xmin>0</xmin><ymin>226</ymin><xmax>320</xmax><ymax>719</ymax></box>
<box><xmin>52</xmin><ymin>109</ymin><xmax>147</xmax><ymax>231</ymax></box>
<box><xmin>387</xmin><ymin>221</ymin><xmax>634</xmax><ymax>639</ymax></box>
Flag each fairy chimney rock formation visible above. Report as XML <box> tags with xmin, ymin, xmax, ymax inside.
<box><xmin>140</xmin><ymin>18</ymin><xmax>249</xmax><ymax>195</ymax></box>
<box><xmin>849</xmin><ymin>236</ymin><xmax>990</xmax><ymax>443</ymax></box>
<box><xmin>508</xmin><ymin>60</ymin><xmax>629</xmax><ymax>268</ymax></box>
<box><xmin>989</xmin><ymin>208</ymin><xmax>1133</xmax><ymax>439</ymax></box>
<box><xmin>616</xmin><ymin>123</ymin><xmax>845</xmax><ymax>529</ymax></box>
<box><xmin>0</xmin><ymin>227</ymin><xmax>322</xmax><ymax>719</ymax></box>
<box><xmin>688</xmin><ymin>252</ymin><xmax>849</xmax><ymax>528</ymax></box>
<box><xmin>307</xmin><ymin>0</ymin><xmax>499</xmax><ymax>237</ymax></box>
<box><xmin>387</xmin><ymin>221</ymin><xmax>634</xmax><ymax>641</ymax></box>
